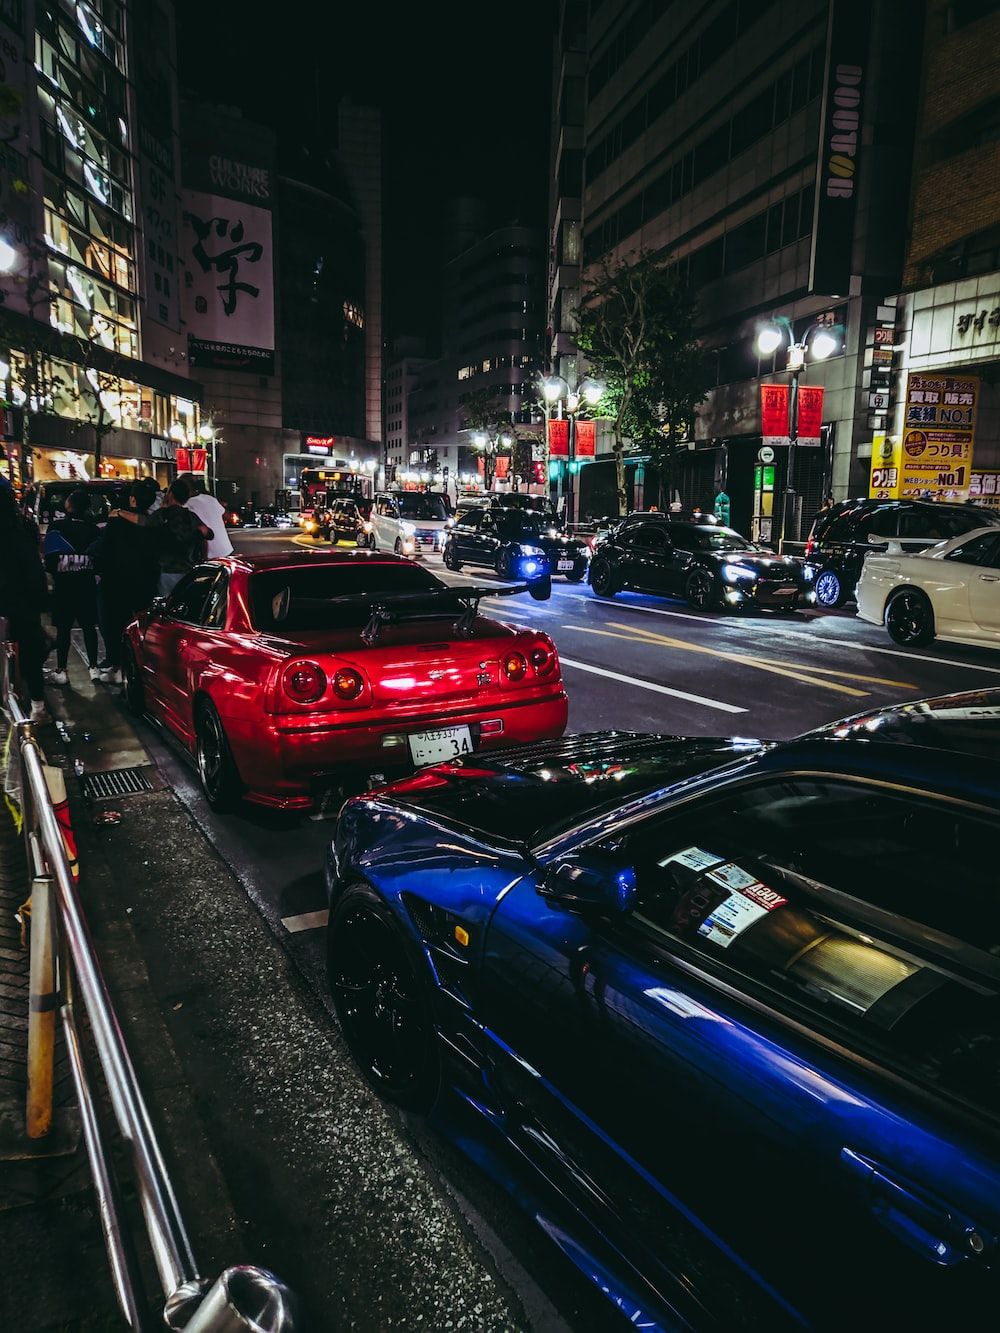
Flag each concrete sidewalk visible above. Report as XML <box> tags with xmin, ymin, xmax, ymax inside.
<box><xmin>0</xmin><ymin>649</ymin><xmax>529</xmax><ymax>1329</ymax></box>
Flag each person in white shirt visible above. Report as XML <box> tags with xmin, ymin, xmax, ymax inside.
<box><xmin>181</xmin><ymin>475</ymin><xmax>234</xmax><ymax>559</ymax></box>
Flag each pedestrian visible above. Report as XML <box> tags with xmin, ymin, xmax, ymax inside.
<box><xmin>90</xmin><ymin>481</ymin><xmax>160</xmax><ymax>684</ymax></box>
<box><xmin>42</xmin><ymin>488</ymin><xmax>102</xmax><ymax>684</ymax></box>
<box><xmin>811</xmin><ymin>494</ymin><xmax>835</xmax><ymax>528</ymax></box>
<box><xmin>0</xmin><ymin>477</ymin><xmax>48</xmax><ymax>721</ymax></box>
<box><xmin>112</xmin><ymin>476</ymin><xmax>211</xmax><ymax>596</ymax></box>
<box><xmin>183</xmin><ymin>474</ymin><xmax>233</xmax><ymax>559</ymax></box>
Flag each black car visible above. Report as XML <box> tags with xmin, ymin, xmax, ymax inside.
<box><xmin>589</xmin><ymin>518</ymin><xmax>814</xmax><ymax>609</ymax></box>
<box><xmin>320</xmin><ymin>497</ymin><xmax>373</xmax><ymax>545</ymax></box>
<box><xmin>443</xmin><ymin>508</ymin><xmax>586</xmax><ymax>585</ymax></box>
<box><xmin>806</xmin><ymin>498</ymin><xmax>1000</xmax><ymax>608</ymax></box>
<box><xmin>33</xmin><ymin>478</ymin><xmax>129</xmax><ymax>528</ymax></box>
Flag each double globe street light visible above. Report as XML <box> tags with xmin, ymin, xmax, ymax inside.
<box><xmin>754</xmin><ymin>318</ymin><xmax>840</xmax><ymax>545</ymax></box>
<box><xmin>471</xmin><ymin>427</ymin><xmax>514</xmax><ymax>492</ymax></box>
<box><xmin>541</xmin><ymin>375</ymin><xmax>604</xmax><ymax>524</ymax></box>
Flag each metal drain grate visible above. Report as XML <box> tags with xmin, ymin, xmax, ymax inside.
<box><xmin>81</xmin><ymin>767</ymin><xmax>154</xmax><ymax>800</ymax></box>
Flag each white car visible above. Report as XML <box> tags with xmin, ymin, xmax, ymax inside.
<box><xmin>370</xmin><ymin>490</ymin><xmax>451</xmax><ymax>557</ymax></box>
<box><xmin>856</xmin><ymin>527</ymin><xmax>1000</xmax><ymax>647</ymax></box>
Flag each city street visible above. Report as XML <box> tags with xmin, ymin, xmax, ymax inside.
<box><xmin>114</xmin><ymin>526</ymin><xmax>1000</xmax><ymax>1326</ymax></box>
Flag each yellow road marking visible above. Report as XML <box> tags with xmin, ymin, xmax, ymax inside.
<box><xmin>563</xmin><ymin>623</ymin><xmax>872</xmax><ymax>697</ymax></box>
<box><xmin>605</xmin><ymin>623</ymin><xmax>915</xmax><ymax>690</ymax></box>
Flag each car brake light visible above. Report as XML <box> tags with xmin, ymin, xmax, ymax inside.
<box><xmin>529</xmin><ymin>644</ymin><xmax>556</xmax><ymax>676</ymax></box>
<box><xmin>282</xmin><ymin>660</ymin><xmax>326</xmax><ymax>704</ymax></box>
<box><xmin>502</xmin><ymin>652</ymin><xmax>527</xmax><ymax>682</ymax></box>
<box><xmin>332</xmin><ymin>667</ymin><xmax>363</xmax><ymax>701</ymax></box>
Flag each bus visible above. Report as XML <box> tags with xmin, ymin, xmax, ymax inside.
<box><xmin>298</xmin><ymin>467</ymin><xmax>373</xmax><ymax>511</ymax></box>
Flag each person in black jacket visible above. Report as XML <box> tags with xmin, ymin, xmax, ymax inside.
<box><xmin>91</xmin><ymin>480</ymin><xmax>159</xmax><ymax>684</ymax></box>
<box><xmin>43</xmin><ymin>489</ymin><xmax>101</xmax><ymax>684</ymax></box>
<box><xmin>0</xmin><ymin>478</ymin><xmax>48</xmax><ymax>721</ymax></box>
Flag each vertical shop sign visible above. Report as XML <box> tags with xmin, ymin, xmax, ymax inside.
<box><xmin>760</xmin><ymin>384</ymin><xmax>789</xmax><ymax>448</ymax></box>
<box><xmin>898</xmin><ymin>373</ymin><xmax>978</xmax><ymax>501</ymax></box>
<box><xmin>796</xmin><ymin>385</ymin><xmax>825</xmax><ymax>446</ymax></box>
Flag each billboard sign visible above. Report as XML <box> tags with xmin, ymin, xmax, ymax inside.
<box><xmin>809</xmin><ymin>0</ymin><xmax>872</xmax><ymax>297</ymax></box>
<box><xmin>760</xmin><ymin>383</ymin><xmax>789</xmax><ymax>448</ymax></box>
<box><xmin>898</xmin><ymin>373</ymin><xmax>978</xmax><ymax>501</ymax></box>
<box><xmin>181</xmin><ymin>119</ymin><xmax>275</xmax><ymax>374</ymax></box>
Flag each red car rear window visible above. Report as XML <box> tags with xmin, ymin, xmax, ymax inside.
<box><xmin>250</xmin><ymin>562</ymin><xmax>461</xmax><ymax>632</ymax></box>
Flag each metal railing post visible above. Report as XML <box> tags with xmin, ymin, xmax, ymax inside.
<box><xmin>25</xmin><ymin>840</ymin><xmax>56</xmax><ymax>1140</ymax></box>
<box><xmin>178</xmin><ymin>1267</ymin><xmax>296</xmax><ymax>1333</ymax></box>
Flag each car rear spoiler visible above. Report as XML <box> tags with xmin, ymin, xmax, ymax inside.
<box><xmin>293</xmin><ymin>583</ymin><xmax>535</xmax><ymax>644</ymax></box>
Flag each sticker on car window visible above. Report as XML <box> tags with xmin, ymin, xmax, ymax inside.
<box><xmin>697</xmin><ymin>881</ymin><xmax>788</xmax><ymax>949</ymax></box>
<box><xmin>660</xmin><ymin>846</ymin><xmax>725</xmax><ymax>872</ymax></box>
<box><xmin>707</xmin><ymin>861</ymin><xmax>760</xmax><ymax>892</ymax></box>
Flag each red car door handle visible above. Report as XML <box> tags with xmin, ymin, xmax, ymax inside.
<box><xmin>840</xmin><ymin>1147</ymin><xmax>994</xmax><ymax>1267</ymax></box>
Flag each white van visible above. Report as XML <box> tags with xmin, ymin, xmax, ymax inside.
<box><xmin>370</xmin><ymin>491</ymin><xmax>451</xmax><ymax>557</ymax></box>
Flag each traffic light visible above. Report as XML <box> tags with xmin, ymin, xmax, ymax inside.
<box><xmin>548</xmin><ymin>460</ymin><xmax>562</xmax><ymax>481</ymax></box>
<box><xmin>531</xmin><ymin>460</ymin><xmax>546</xmax><ymax>484</ymax></box>
<box><xmin>568</xmin><ymin>460</ymin><xmax>580</xmax><ymax>475</ymax></box>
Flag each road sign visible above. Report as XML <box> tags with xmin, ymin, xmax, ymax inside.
<box><xmin>758</xmin><ymin>445</ymin><xmax>775</xmax><ymax>463</ymax></box>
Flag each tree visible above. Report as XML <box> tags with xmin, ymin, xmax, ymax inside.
<box><xmin>507</xmin><ymin>433</ymin><xmax>535</xmax><ymax>491</ymax></box>
<box><xmin>462</xmin><ymin>388</ymin><xmax>511</xmax><ymax>492</ymax></box>
<box><xmin>576</xmin><ymin>251</ymin><xmax>707</xmax><ymax>515</ymax></box>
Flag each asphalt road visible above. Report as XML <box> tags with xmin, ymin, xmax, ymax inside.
<box><xmin>138</xmin><ymin>526</ymin><xmax>1000</xmax><ymax>1328</ymax></box>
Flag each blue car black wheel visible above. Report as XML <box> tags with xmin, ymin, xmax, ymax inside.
<box><xmin>328</xmin><ymin>883</ymin><xmax>440</xmax><ymax>1112</ymax></box>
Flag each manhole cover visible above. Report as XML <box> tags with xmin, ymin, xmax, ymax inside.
<box><xmin>81</xmin><ymin>767</ymin><xmax>154</xmax><ymax>800</ymax></box>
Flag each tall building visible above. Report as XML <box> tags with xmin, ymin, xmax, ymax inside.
<box><xmin>0</xmin><ymin>0</ymin><xmax>203</xmax><ymax>492</ymax></box>
<box><xmin>549</xmin><ymin>0</ymin><xmax>922</xmax><ymax>537</ymax></box>
<box><xmin>884</xmin><ymin>0</ymin><xmax>1000</xmax><ymax>509</ymax></box>
<box><xmin>384</xmin><ymin>336</ymin><xmax>432</xmax><ymax>479</ymax></box>
<box><xmin>402</xmin><ymin>216</ymin><xmax>545</xmax><ymax>494</ymax></box>
<box><xmin>179</xmin><ymin>98</ymin><xmax>383</xmax><ymax>505</ymax></box>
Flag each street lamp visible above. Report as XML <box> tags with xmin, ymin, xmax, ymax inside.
<box><xmin>755</xmin><ymin>317</ymin><xmax>840</xmax><ymax>545</ymax></box>
<box><xmin>470</xmin><ymin>428</ymin><xmax>512</xmax><ymax>492</ymax></box>
<box><xmin>537</xmin><ymin>374</ymin><xmax>604</xmax><ymax>525</ymax></box>
<box><xmin>198</xmin><ymin>420</ymin><xmax>218</xmax><ymax>497</ymax></box>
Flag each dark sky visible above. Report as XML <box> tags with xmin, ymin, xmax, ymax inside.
<box><xmin>174</xmin><ymin>0</ymin><xmax>555</xmax><ymax>345</ymax></box>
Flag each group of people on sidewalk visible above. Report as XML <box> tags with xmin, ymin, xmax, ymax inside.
<box><xmin>0</xmin><ymin>473</ymin><xmax>232</xmax><ymax>723</ymax></box>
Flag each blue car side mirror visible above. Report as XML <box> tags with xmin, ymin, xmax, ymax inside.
<box><xmin>539</xmin><ymin>851</ymin><xmax>637</xmax><ymax>914</ymax></box>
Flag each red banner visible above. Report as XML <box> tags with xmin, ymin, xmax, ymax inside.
<box><xmin>176</xmin><ymin>447</ymin><xmax>208</xmax><ymax>473</ymax></box>
<box><xmin>760</xmin><ymin>384</ymin><xmax>789</xmax><ymax>444</ymax></box>
<box><xmin>547</xmin><ymin>417</ymin><xmax>569</xmax><ymax>457</ymax></box>
<box><xmin>575</xmin><ymin>419</ymin><xmax>596</xmax><ymax>457</ymax></box>
<box><xmin>494</xmin><ymin>455</ymin><xmax>510</xmax><ymax>480</ymax></box>
<box><xmin>796</xmin><ymin>385</ymin><xmax>825</xmax><ymax>446</ymax></box>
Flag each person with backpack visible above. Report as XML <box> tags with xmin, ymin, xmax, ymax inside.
<box><xmin>42</xmin><ymin>488</ymin><xmax>101</xmax><ymax>683</ymax></box>
<box><xmin>90</xmin><ymin>480</ymin><xmax>160</xmax><ymax>684</ymax></box>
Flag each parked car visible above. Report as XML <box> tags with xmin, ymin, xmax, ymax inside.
<box><xmin>122</xmin><ymin>551</ymin><xmax>565</xmax><ymax>811</ymax></box>
<box><xmin>805</xmin><ymin>498</ymin><xmax>1000</xmax><ymax>609</ymax></box>
<box><xmin>370</xmin><ymin>491</ymin><xmax>451</xmax><ymax>556</ymax></box>
<box><xmin>589</xmin><ymin>517</ymin><xmax>814</xmax><ymax>609</ymax></box>
<box><xmin>444</xmin><ymin>507</ymin><xmax>588</xmax><ymax>583</ymax></box>
<box><xmin>32</xmin><ymin>479</ymin><xmax>129</xmax><ymax>528</ymax></box>
<box><xmin>325</xmin><ymin>689</ymin><xmax>1000</xmax><ymax>1331</ymax></box>
<box><xmin>856</xmin><ymin>525</ymin><xmax>1000</xmax><ymax>647</ymax></box>
<box><xmin>589</xmin><ymin>509</ymin><xmax>720</xmax><ymax>554</ymax></box>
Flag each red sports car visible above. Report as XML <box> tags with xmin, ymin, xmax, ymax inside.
<box><xmin>123</xmin><ymin>550</ymin><xmax>568</xmax><ymax>811</ymax></box>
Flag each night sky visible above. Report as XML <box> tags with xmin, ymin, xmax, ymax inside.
<box><xmin>174</xmin><ymin>0</ymin><xmax>555</xmax><ymax>345</ymax></box>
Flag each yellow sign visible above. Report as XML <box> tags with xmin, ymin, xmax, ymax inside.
<box><xmin>868</xmin><ymin>431</ymin><xmax>902</xmax><ymax>499</ymax></box>
<box><xmin>898</xmin><ymin>373</ymin><xmax>979</xmax><ymax>501</ymax></box>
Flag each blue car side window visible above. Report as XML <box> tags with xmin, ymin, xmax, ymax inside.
<box><xmin>614</xmin><ymin>777</ymin><xmax>1000</xmax><ymax>1123</ymax></box>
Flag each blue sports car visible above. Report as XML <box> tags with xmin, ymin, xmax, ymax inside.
<box><xmin>325</xmin><ymin>691</ymin><xmax>1000</xmax><ymax>1330</ymax></box>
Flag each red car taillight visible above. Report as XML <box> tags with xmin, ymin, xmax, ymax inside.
<box><xmin>502</xmin><ymin>652</ymin><xmax>527</xmax><ymax>682</ymax></box>
<box><xmin>530</xmin><ymin>643</ymin><xmax>557</xmax><ymax>677</ymax></box>
<box><xmin>332</xmin><ymin>667</ymin><xmax>363</xmax><ymax>701</ymax></box>
<box><xmin>282</xmin><ymin>660</ymin><xmax>327</xmax><ymax>704</ymax></box>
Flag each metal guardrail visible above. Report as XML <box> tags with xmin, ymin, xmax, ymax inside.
<box><xmin>0</xmin><ymin>622</ymin><xmax>296</xmax><ymax>1331</ymax></box>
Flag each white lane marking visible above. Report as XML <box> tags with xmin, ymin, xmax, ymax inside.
<box><xmin>558</xmin><ymin>656</ymin><xmax>746</xmax><ymax>714</ymax></box>
<box><xmin>282</xmin><ymin>909</ymin><xmax>329</xmax><ymax>933</ymax></box>
<box><xmin>592</xmin><ymin>600</ymin><xmax>1000</xmax><ymax>675</ymax></box>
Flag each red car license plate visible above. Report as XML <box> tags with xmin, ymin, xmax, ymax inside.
<box><xmin>408</xmin><ymin>725</ymin><xmax>473</xmax><ymax>766</ymax></box>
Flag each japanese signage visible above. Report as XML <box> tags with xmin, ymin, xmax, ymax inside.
<box><xmin>175</xmin><ymin>447</ymin><xmax>207</xmax><ymax>473</ymax></box>
<box><xmin>760</xmin><ymin>384</ymin><xmax>789</xmax><ymax>447</ymax></box>
<box><xmin>575</xmin><ymin>419</ymin><xmax>596</xmax><ymax>457</ymax></box>
<box><xmin>134</xmin><ymin>0</ymin><xmax>180</xmax><ymax>331</ymax></box>
<box><xmin>868</xmin><ymin>431</ymin><xmax>901</xmax><ymax>499</ymax></box>
<box><xmin>969</xmin><ymin>471</ymin><xmax>1000</xmax><ymax>511</ymax></box>
<box><xmin>547</xmin><ymin>417</ymin><xmax>569</xmax><ymax>457</ymax></box>
<box><xmin>956</xmin><ymin>305</ymin><xmax>1000</xmax><ymax>342</ymax></box>
<box><xmin>898</xmin><ymin>373</ymin><xmax>979</xmax><ymax>501</ymax></box>
<box><xmin>796</xmin><ymin>385</ymin><xmax>824</xmax><ymax>446</ymax></box>
<box><xmin>809</xmin><ymin>0</ymin><xmax>871</xmax><ymax>297</ymax></box>
<box><xmin>181</xmin><ymin>119</ymin><xmax>275</xmax><ymax>374</ymax></box>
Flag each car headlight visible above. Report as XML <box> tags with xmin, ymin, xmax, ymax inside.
<box><xmin>519</xmin><ymin>544</ymin><xmax>545</xmax><ymax>556</ymax></box>
<box><xmin>802</xmin><ymin>564</ymin><xmax>815</xmax><ymax>580</ymax></box>
<box><xmin>401</xmin><ymin>521</ymin><xmax>415</xmax><ymax>535</ymax></box>
<box><xmin>722</xmin><ymin>563</ymin><xmax>757</xmax><ymax>583</ymax></box>
<box><xmin>363</xmin><ymin>521</ymin><xmax>373</xmax><ymax>533</ymax></box>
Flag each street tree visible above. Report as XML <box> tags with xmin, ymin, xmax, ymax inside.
<box><xmin>462</xmin><ymin>388</ymin><xmax>511</xmax><ymax>491</ymax></box>
<box><xmin>575</xmin><ymin>250</ymin><xmax>707</xmax><ymax>515</ymax></box>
